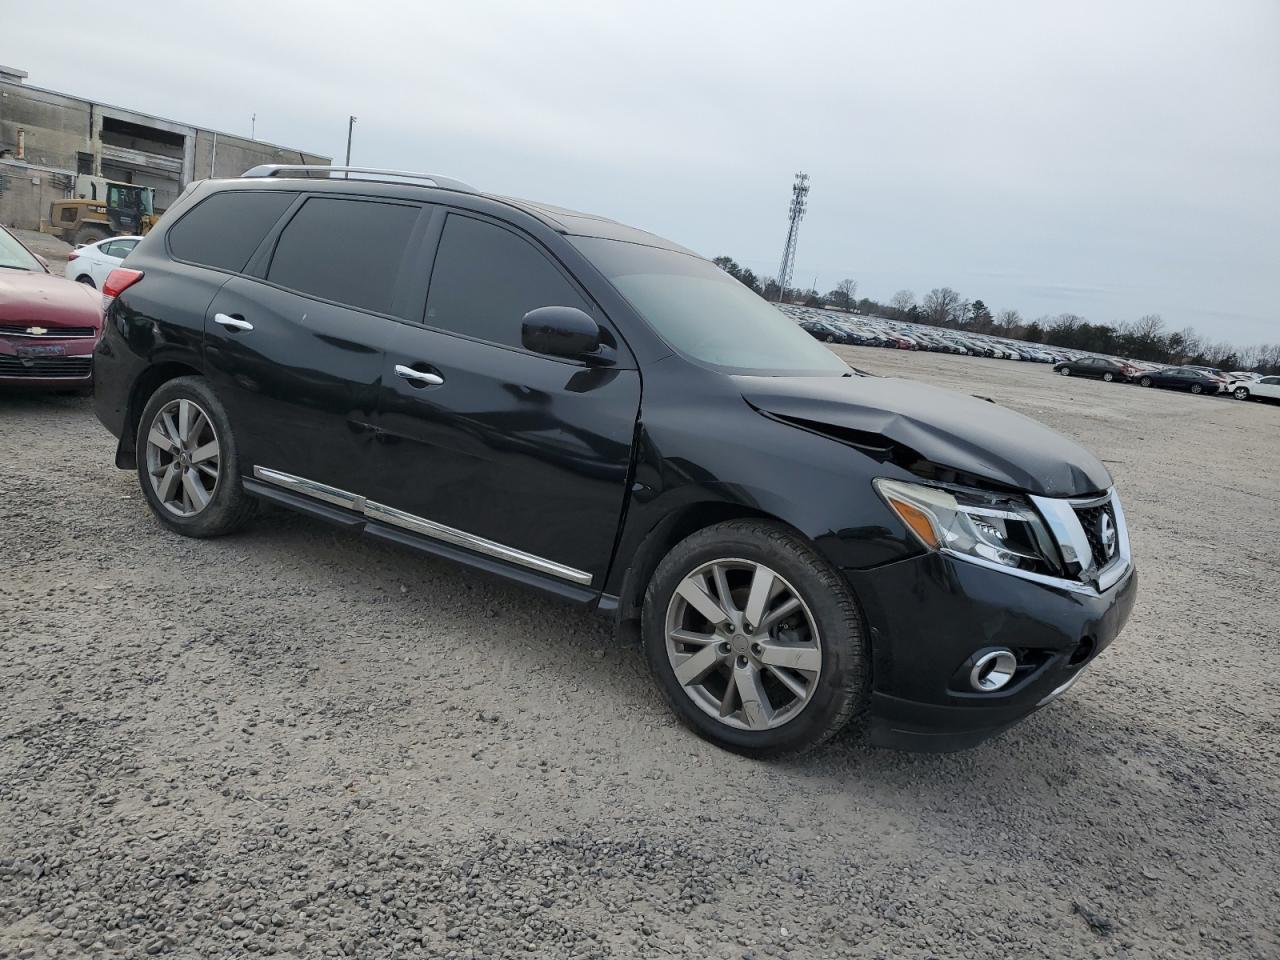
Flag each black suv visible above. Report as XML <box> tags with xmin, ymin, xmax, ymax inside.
<box><xmin>93</xmin><ymin>166</ymin><xmax>1137</xmax><ymax>756</ymax></box>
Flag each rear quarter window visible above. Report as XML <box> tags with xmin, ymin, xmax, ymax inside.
<box><xmin>167</xmin><ymin>190</ymin><xmax>294</xmax><ymax>273</ymax></box>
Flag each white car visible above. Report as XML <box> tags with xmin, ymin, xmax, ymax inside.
<box><xmin>1229</xmin><ymin>375</ymin><xmax>1280</xmax><ymax>403</ymax></box>
<box><xmin>64</xmin><ymin>235</ymin><xmax>142</xmax><ymax>289</ymax></box>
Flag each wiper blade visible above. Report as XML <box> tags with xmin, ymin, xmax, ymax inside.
<box><xmin>0</xmin><ymin>264</ymin><xmax>38</xmax><ymax>271</ymax></box>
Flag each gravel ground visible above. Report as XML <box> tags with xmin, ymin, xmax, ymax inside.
<box><xmin>2</xmin><ymin>343</ymin><xmax>1278</xmax><ymax>959</ymax></box>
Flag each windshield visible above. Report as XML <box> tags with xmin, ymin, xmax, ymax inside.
<box><xmin>0</xmin><ymin>227</ymin><xmax>44</xmax><ymax>272</ymax></box>
<box><xmin>571</xmin><ymin>236</ymin><xmax>848</xmax><ymax>375</ymax></box>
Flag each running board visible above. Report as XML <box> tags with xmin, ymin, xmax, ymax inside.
<box><xmin>251</xmin><ymin>466</ymin><xmax>593</xmax><ymax>586</ymax></box>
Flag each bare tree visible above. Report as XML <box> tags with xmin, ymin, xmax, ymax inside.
<box><xmin>889</xmin><ymin>289</ymin><xmax>916</xmax><ymax>314</ymax></box>
<box><xmin>1133</xmin><ymin>313</ymin><xmax>1165</xmax><ymax>342</ymax></box>
<box><xmin>836</xmin><ymin>278</ymin><xmax>857</xmax><ymax>310</ymax></box>
<box><xmin>826</xmin><ymin>278</ymin><xmax>858</xmax><ymax>311</ymax></box>
<box><xmin>921</xmin><ymin>287</ymin><xmax>963</xmax><ymax>327</ymax></box>
<box><xmin>995</xmin><ymin>308</ymin><xmax>1022</xmax><ymax>332</ymax></box>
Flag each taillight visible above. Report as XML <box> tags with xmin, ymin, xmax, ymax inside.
<box><xmin>102</xmin><ymin>268</ymin><xmax>144</xmax><ymax>301</ymax></box>
<box><xmin>67</xmin><ymin>251</ymin><xmax>79</xmax><ymax>261</ymax></box>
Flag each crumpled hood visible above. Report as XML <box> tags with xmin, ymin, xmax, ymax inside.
<box><xmin>0</xmin><ymin>270</ymin><xmax>102</xmax><ymax>328</ymax></box>
<box><xmin>737</xmin><ymin>374</ymin><xmax>1112</xmax><ymax>498</ymax></box>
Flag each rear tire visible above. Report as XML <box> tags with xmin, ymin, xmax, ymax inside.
<box><xmin>73</xmin><ymin>226</ymin><xmax>110</xmax><ymax>247</ymax></box>
<box><xmin>75</xmin><ymin>275</ymin><xmax>96</xmax><ymax>287</ymax></box>
<box><xmin>642</xmin><ymin>519</ymin><xmax>869</xmax><ymax>758</ymax></box>
<box><xmin>1102</xmin><ymin>371</ymin><xmax>1115</xmax><ymax>382</ymax></box>
<box><xmin>1191</xmin><ymin>384</ymin><xmax>1204</xmax><ymax>395</ymax></box>
<box><xmin>135</xmin><ymin>377</ymin><xmax>257</xmax><ymax>538</ymax></box>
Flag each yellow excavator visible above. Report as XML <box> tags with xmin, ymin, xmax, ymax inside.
<box><xmin>47</xmin><ymin>175</ymin><xmax>159</xmax><ymax>246</ymax></box>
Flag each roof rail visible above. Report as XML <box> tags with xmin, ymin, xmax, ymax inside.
<box><xmin>240</xmin><ymin>164</ymin><xmax>477</xmax><ymax>194</ymax></box>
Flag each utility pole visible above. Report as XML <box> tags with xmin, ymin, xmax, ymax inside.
<box><xmin>775</xmin><ymin>172</ymin><xmax>810</xmax><ymax>304</ymax></box>
<box><xmin>251</xmin><ymin>113</ymin><xmax>256</xmax><ymax>140</ymax></box>
<box><xmin>345</xmin><ymin>116</ymin><xmax>357</xmax><ymax>176</ymax></box>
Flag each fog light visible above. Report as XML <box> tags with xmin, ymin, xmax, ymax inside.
<box><xmin>970</xmin><ymin>648</ymin><xmax>1017</xmax><ymax>692</ymax></box>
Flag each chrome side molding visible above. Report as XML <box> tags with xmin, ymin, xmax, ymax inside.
<box><xmin>253</xmin><ymin>466</ymin><xmax>592</xmax><ymax>586</ymax></box>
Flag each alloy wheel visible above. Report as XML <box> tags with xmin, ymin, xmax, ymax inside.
<box><xmin>1192</xmin><ymin>384</ymin><xmax>1203</xmax><ymax>394</ymax></box>
<box><xmin>1059</xmin><ymin>367</ymin><xmax>1070</xmax><ymax>376</ymax></box>
<box><xmin>1234</xmin><ymin>388</ymin><xmax>1249</xmax><ymax>400</ymax></box>
<box><xmin>1103</xmin><ymin>372</ymin><xmax>1114</xmax><ymax>382</ymax></box>
<box><xmin>664</xmin><ymin>559</ymin><xmax>822</xmax><ymax>731</ymax></box>
<box><xmin>145</xmin><ymin>398</ymin><xmax>220</xmax><ymax>517</ymax></box>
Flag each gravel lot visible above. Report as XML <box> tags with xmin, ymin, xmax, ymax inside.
<box><xmin>2</xmin><ymin>339</ymin><xmax>1278</xmax><ymax>959</ymax></box>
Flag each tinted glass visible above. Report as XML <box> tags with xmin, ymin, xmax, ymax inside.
<box><xmin>169</xmin><ymin>190</ymin><xmax>293</xmax><ymax>273</ymax></box>
<box><xmin>425</xmin><ymin>215</ymin><xmax>588</xmax><ymax>348</ymax></box>
<box><xmin>571</xmin><ymin>236</ymin><xmax>849</xmax><ymax>375</ymax></box>
<box><xmin>0</xmin><ymin>227</ymin><xmax>42</xmax><ymax>272</ymax></box>
<box><xmin>116</xmin><ymin>239</ymin><xmax>139</xmax><ymax>254</ymax></box>
<box><xmin>267</xmin><ymin>197</ymin><xmax>420</xmax><ymax>315</ymax></box>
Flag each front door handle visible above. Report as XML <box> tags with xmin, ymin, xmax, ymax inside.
<box><xmin>214</xmin><ymin>313</ymin><xmax>254</xmax><ymax>332</ymax></box>
<box><xmin>395</xmin><ymin>364</ymin><xmax>444</xmax><ymax>386</ymax></box>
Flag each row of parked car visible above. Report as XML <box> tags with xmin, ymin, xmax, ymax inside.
<box><xmin>784</xmin><ymin>305</ymin><xmax>1278</xmax><ymax>406</ymax></box>
<box><xmin>1052</xmin><ymin>355</ymin><xmax>1279</xmax><ymax>402</ymax></box>
<box><xmin>783</xmin><ymin>305</ymin><xmax>1076</xmax><ymax>363</ymax></box>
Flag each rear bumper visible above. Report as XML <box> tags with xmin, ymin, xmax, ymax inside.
<box><xmin>844</xmin><ymin>552</ymin><xmax>1138</xmax><ymax>752</ymax></box>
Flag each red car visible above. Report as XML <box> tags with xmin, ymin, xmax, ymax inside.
<box><xmin>1</xmin><ymin>224</ymin><xmax>103</xmax><ymax>393</ymax></box>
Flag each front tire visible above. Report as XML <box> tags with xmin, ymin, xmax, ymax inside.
<box><xmin>135</xmin><ymin>377</ymin><xmax>257</xmax><ymax>538</ymax></box>
<box><xmin>75</xmin><ymin>274</ymin><xmax>96</xmax><ymax>288</ymax></box>
<box><xmin>1140</xmin><ymin>376</ymin><xmax>1153</xmax><ymax>387</ymax></box>
<box><xmin>642</xmin><ymin>520</ymin><xmax>868</xmax><ymax>757</ymax></box>
<box><xmin>1103</xmin><ymin>371</ymin><xmax>1115</xmax><ymax>382</ymax></box>
<box><xmin>1233</xmin><ymin>387</ymin><xmax>1250</xmax><ymax>401</ymax></box>
<box><xmin>1058</xmin><ymin>367</ymin><xmax>1071</xmax><ymax>376</ymax></box>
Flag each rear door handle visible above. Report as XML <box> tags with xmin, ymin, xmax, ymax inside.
<box><xmin>214</xmin><ymin>313</ymin><xmax>253</xmax><ymax>332</ymax></box>
<box><xmin>395</xmin><ymin>364</ymin><xmax>444</xmax><ymax>386</ymax></box>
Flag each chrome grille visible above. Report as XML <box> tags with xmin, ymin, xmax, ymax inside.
<box><xmin>1074</xmin><ymin>500</ymin><xmax>1119</xmax><ymax>569</ymax></box>
<box><xmin>0</xmin><ymin>323</ymin><xmax>97</xmax><ymax>339</ymax></box>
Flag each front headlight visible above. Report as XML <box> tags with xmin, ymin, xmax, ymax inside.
<box><xmin>874</xmin><ymin>478</ymin><xmax>1063</xmax><ymax>576</ymax></box>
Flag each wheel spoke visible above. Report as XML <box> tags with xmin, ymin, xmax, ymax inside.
<box><xmin>161</xmin><ymin>411</ymin><xmax>181</xmax><ymax>449</ymax></box>
<box><xmin>189</xmin><ymin>440</ymin><xmax>219</xmax><ymax>464</ymax></box>
<box><xmin>765</xmin><ymin>664</ymin><xmax>810</xmax><ymax>701</ymax></box>
<box><xmin>177</xmin><ymin>399</ymin><xmax>194</xmax><ymax>444</ymax></box>
<box><xmin>719</xmin><ymin>669</ymin><xmax>738</xmax><ymax>718</ymax></box>
<box><xmin>733</xmin><ymin>660</ymin><xmax>774</xmax><ymax>729</ymax></box>
<box><xmin>710</xmin><ymin>563</ymin><xmax>736</xmax><ymax>617</ymax></box>
<box><xmin>673</xmin><ymin>643</ymin><xmax>724</xmax><ymax>687</ymax></box>
<box><xmin>187</xmin><ymin>409</ymin><xmax>207</xmax><ymax>445</ymax></box>
<box><xmin>147</xmin><ymin>428</ymin><xmax>177</xmax><ymax>453</ymax></box>
<box><xmin>675</xmin><ymin>575</ymin><xmax>730</xmax><ymax>626</ymax></box>
<box><xmin>155</xmin><ymin>463</ymin><xmax>179</xmax><ymax>502</ymax></box>
<box><xmin>757</xmin><ymin>641</ymin><xmax>821</xmax><ymax>674</ymax></box>
<box><xmin>757</xmin><ymin>596</ymin><xmax>802</xmax><ymax>633</ymax></box>
<box><xmin>742</xmin><ymin>565</ymin><xmax>777</xmax><ymax>632</ymax></box>
<box><xmin>182</xmin><ymin>470</ymin><xmax>211</xmax><ymax>511</ymax></box>
<box><xmin>669</xmin><ymin>628</ymin><xmax>718</xmax><ymax>647</ymax></box>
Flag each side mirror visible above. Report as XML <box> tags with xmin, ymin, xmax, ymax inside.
<box><xmin>521</xmin><ymin>306</ymin><xmax>603</xmax><ymax>360</ymax></box>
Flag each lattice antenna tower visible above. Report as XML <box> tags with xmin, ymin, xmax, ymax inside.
<box><xmin>775</xmin><ymin>172</ymin><xmax>810</xmax><ymax>301</ymax></box>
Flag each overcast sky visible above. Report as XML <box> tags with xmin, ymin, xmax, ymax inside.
<box><xmin>6</xmin><ymin>0</ymin><xmax>1277</xmax><ymax>343</ymax></box>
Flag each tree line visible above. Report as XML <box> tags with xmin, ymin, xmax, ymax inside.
<box><xmin>711</xmin><ymin>257</ymin><xmax>1279</xmax><ymax>375</ymax></box>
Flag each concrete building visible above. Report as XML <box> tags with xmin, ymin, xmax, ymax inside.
<box><xmin>0</xmin><ymin>65</ymin><xmax>329</xmax><ymax>230</ymax></box>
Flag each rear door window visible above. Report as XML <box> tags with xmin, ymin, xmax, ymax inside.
<box><xmin>423</xmin><ymin>214</ymin><xmax>590</xmax><ymax>349</ymax></box>
<box><xmin>266</xmin><ymin>197</ymin><xmax>420</xmax><ymax>316</ymax></box>
<box><xmin>168</xmin><ymin>191</ymin><xmax>294</xmax><ymax>273</ymax></box>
